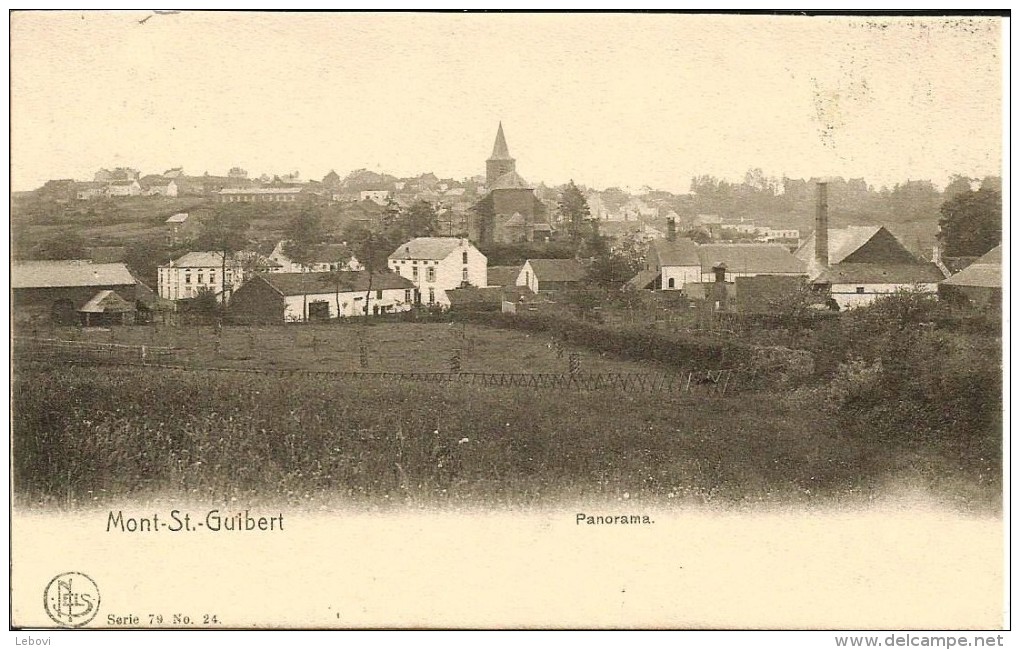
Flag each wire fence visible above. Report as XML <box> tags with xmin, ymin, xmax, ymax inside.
<box><xmin>13</xmin><ymin>337</ymin><xmax>748</xmax><ymax>395</ymax></box>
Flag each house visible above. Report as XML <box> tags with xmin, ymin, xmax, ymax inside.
<box><xmin>218</xmin><ymin>187</ymin><xmax>304</xmax><ymax>203</ymax></box>
<box><xmin>163</xmin><ymin>167</ymin><xmax>184</xmax><ymax>178</ymax></box>
<box><xmin>446</xmin><ymin>285</ymin><xmax>536</xmax><ymax>312</ymax></box>
<box><xmin>360</xmin><ymin>190</ymin><xmax>393</xmax><ymax>205</ymax></box>
<box><xmin>106</xmin><ymin>180</ymin><xmax>141</xmax><ymax>197</ymax></box>
<box><xmin>516</xmin><ymin>259</ymin><xmax>587</xmax><ymax>293</ymax></box>
<box><xmin>12</xmin><ymin>260</ymin><xmax>140</xmax><ymax>325</ymax></box>
<box><xmin>644</xmin><ymin>236</ymin><xmax>701</xmax><ymax>290</ymax></box>
<box><xmin>139</xmin><ymin>176</ymin><xmax>178</xmax><ymax>197</ymax></box>
<box><xmin>157</xmin><ymin>251</ymin><xmax>267</xmax><ymax>303</ymax></box>
<box><xmin>165</xmin><ymin>213</ymin><xmax>195</xmax><ymax>245</ymax></box>
<box><xmin>268</xmin><ymin>241</ymin><xmax>363</xmax><ymax>273</ymax></box>
<box><xmin>387</xmin><ymin>237</ymin><xmax>487</xmax><ymax>307</ymax></box>
<box><xmin>75</xmin><ymin>181</ymin><xmax>107</xmax><ymax>200</ymax></box>
<box><xmin>938</xmin><ymin>244</ymin><xmax>1001</xmax><ymax>309</ymax></box>
<box><xmin>797</xmin><ymin>181</ymin><xmax>945</xmax><ymax>309</ymax></box>
<box><xmin>228</xmin><ymin>271</ymin><xmax>415</xmax><ymax>324</ymax></box>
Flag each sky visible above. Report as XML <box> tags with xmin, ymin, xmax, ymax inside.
<box><xmin>10</xmin><ymin>11</ymin><xmax>1005</xmax><ymax>193</ymax></box>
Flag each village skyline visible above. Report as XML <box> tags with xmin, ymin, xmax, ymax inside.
<box><xmin>11</xmin><ymin>12</ymin><xmax>1004</xmax><ymax>194</ymax></box>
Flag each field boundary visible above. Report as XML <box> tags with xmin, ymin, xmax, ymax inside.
<box><xmin>15</xmin><ymin>357</ymin><xmax>743</xmax><ymax>394</ymax></box>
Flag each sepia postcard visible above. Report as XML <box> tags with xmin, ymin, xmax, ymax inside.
<box><xmin>8</xmin><ymin>10</ymin><xmax>1008</xmax><ymax>635</ymax></box>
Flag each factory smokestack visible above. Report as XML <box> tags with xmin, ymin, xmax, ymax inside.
<box><xmin>667</xmin><ymin>217</ymin><xmax>676</xmax><ymax>242</ymax></box>
<box><xmin>815</xmin><ymin>181</ymin><xmax>829</xmax><ymax>268</ymax></box>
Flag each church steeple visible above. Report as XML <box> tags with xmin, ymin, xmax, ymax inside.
<box><xmin>486</xmin><ymin>122</ymin><xmax>516</xmax><ymax>186</ymax></box>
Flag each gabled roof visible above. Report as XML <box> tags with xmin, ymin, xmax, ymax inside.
<box><xmin>795</xmin><ymin>226</ymin><xmax>884</xmax><ymax>266</ymax></box>
<box><xmin>487</xmin><ymin>265</ymin><xmax>523</xmax><ymax>287</ymax></box>
<box><xmin>650</xmin><ymin>238</ymin><xmax>700</xmax><ymax>267</ymax></box>
<box><xmin>12</xmin><ymin>261</ymin><xmax>137</xmax><ymax>289</ymax></box>
<box><xmin>261</xmin><ymin>271</ymin><xmax>414</xmax><ymax>296</ymax></box>
<box><xmin>815</xmin><ymin>263</ymin><xmax>945</xmax><ymax>285</ymax></box>
<box><xmin>446</xmin><ymin>286</ymin><xmax>535</xmax><ymax>306</ymax></box>
<box><xmin>525</xmin><ymin>258</ymin><xmax>587</xmax><ymax>283</ymax></box>
<box><xmin>165</xmin><ymin>213</ymin><xmax>189</xmax><ymax>223</ymax></box>
<box><xmin>697</xmin><ymin>244</ymin><xmax>807</xmax><ymax>275</ymax></box>
<box><xmin>489</xmin><ymin>170</ymin><xmax>531</xmax><ymax>190</ymax></box>
<box><xmin>389</xmin><ymin>237</ymin><xmax>472</xmax><ymax>261</ymax></box>
<box><xmin>79</xmin><ymin>290</ymin><xmax>135</xmax><ymax>313</ymax></box>
<box><xmin>624</xmin><ymin>268</ymin><xmax>661</xmax><ymax>291</ymax></box>
<box><xmin>488</xmin><ymin>122</ymin><xmax>514</xmax><ymax>161</ymax></box>
<box><xmin>139</xmin><ymin>175</ymin><xmax>173</xmax><ymax>188</ymax></box>
<box><xmin>170</xmin><ymin>251</ymin><xmax>228</xmax><ymax>268</ymax></box>
<box><xmin>942</xmin><ymin>244</ymin><xmax>1001</xmax><ymax>288</ymax></box>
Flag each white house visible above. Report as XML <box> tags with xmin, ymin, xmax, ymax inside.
<box><xmin>645</xmin><ymin>238</ymin><xmax>702</xmax><ymax>290</ymax></box>
<box><xmin>218</xmin><ymin>187</ymin><xmax>303</xmax><ymax>203</ymax></box>
<box><xmin>814</xmin><ymin>264</ymin><xmax>945</xmax><ymax>310</ymax></box>
<box><xmin>228</xmin><ymin>271</ymin><xmax>416</xmax><ymax>323</ymax></box>
<box><xmin>140</xmin><ymin>177</ymin><xmax>178</xmax><ymax>197</ymax></box>
<box><xmin>106</xmin><ymin>180</ymin><xmax>141</xmax><ymax>197</ymax></box>
<box><xmin>360</xmin><ymin>190</ymin><xmax>393</xmax><ymax>205</ymax></box>
<box><xmin>158</xmin><ymin>251</ymin><xmax>249</xmax><ymax>302</ymax></box>
<box><xmin>387</xmin><ymin>237</ymin><xmax>487</xmax><ymax>307</ymax></box>
<box><xmin>515</xmin><ymin>259</ymin><xmax>586</xmax><ymax>293</ymax></box>
<box><xmin>268</xmin><ymin>241</ymin><xmax>363</xmax><ymax>273</ymax></box>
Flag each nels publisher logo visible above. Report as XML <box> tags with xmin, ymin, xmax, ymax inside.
<box><xmin>43</xmin><ymin>572</ymin><xmax>100</xmax><ymax>627</ymax></box>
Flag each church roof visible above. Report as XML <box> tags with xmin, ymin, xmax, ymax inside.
<box><xmin>489</xmin><ymin>170</ymin><xmax>531</xmax><ymax>189</ymax></box>
<box><xmin>488</xmin><ymin>122</ymin><xmax>514</xmax><ymax>161</ymax></box>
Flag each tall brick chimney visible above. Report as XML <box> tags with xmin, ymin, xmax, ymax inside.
<box><xmin>667</xmin><ymin>217</ymin><xmax>676</xmax><ymax>241</ymax></box>
<box><xmin>815</xmin><ymin>181</ymin><xmax>829</xmax><ymax>268</ymax></box>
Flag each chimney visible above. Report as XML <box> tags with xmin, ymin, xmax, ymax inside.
<box><xmin>815</xmin><ymin>181</ymin><xmax>829</xmax><ymax>268</ymax></box>
<box><xmin>667</xmin><ymin>217</ymin><xmax>676</xmax><ymax>241</ymax></box>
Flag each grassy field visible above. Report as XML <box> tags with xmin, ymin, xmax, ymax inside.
<box><xmin>27</xmin><ymin>322</ymin><xmax>675</xmax><ymax>375</ymax></box>
<box><xmin>11</xmin><ymin>321</ymin><xmax>1000</xmax><ymax>511</ymax></box>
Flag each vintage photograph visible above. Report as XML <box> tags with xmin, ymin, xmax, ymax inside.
<box><xmin>9</xmin><ymin>11</ymin><xmax>1005</xmax><ymax>632</ymax></box>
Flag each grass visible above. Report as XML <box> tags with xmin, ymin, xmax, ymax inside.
<box><xmin>11</xmin><ymin>360</ymin><xmax>999</xmax><ymax>512</ymax></box>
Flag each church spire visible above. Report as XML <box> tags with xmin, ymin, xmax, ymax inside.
<box><xmin>489</xmin><ymin>122</ymin><xmax>513</xmax><ymax>161</ymax></box>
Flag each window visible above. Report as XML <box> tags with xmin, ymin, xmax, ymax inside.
<box><xmin>185</xmin><ymin>273</ymin><xmax>191</xmax><ymax>284</ymax></box>
<box><xmin>405</xmin><ymin>289</ymin><xmax>411</xmax><ymax>302</ymax></box>
<box><xmin>413</xmin><ymin>266</ymin><xmax>419</xmax><ymax>280</ymax></box>
<box><xmin>856</xmin><ymin>287</ymin><xmax>865</xmax><ymax>294</ymax></box>
<box><xmin>376</xmin><ymin>290</ymin><xmax>383</xmax><ymax>300</ymax></box>
<box><xmin>427</xmin><ymin>267</ymin><xmax>436</xmax><ymax>283</ymax></box>
<box><xmin>428</xmin><ymin>288</ymin><xmax>435</xmax><ymax>304</ymax></box>
<box><xmin>462</xmin><ymin>268</ymin><xmax>469</xmax><ymax>282</ymax></box>
<box><xmin>667</xmin><ymin>277</ymin><xmax>675</xmax><ymax>289</ymax></box>
<box><xmin>210</xmin><ymin>272</ymin><xmax>216</xmax><ymax>285</ymax></box>
<box><xmin>198</xmin><ymin>273</ymin><xmax>204</xmax><ymax>284</ymax></box>
<box><xmin>462</xmin><ymin>251</ymin><xmax>468</xmax><ymax>264</ymax></box>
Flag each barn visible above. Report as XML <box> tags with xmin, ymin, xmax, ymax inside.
<box><xmin>228</xmin><ymin>271</ymin><xmax>415</xmax><ymax>324</ymax></box>
<box><xmin>12</xmin><ymin>260</ymin><xmax>141</xmax><ymax>326</ymax></box>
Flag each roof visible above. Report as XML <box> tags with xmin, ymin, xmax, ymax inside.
<box><xmin>12</xmin><ymin>261</ymin><xmax>137</xmax><ymax>289</ymax></box>
<box><xmin>446</xmin><ymin>286</ymin><xmax>535</xmax><ymax>305</ymax></box>
<box><xmin>815</xmin><ymin>263</ymin><xmax>946</xmax><ymax>285</ymax></box>
<box><xmin>389</xmin><ymin>237</ymin><xmax>471</xmax><ymax>261</ymax></box>
<box><xmin>651</xmin><ymin>238</ymin><xmax>700</xmax><ymax>267</ymax></box>
<box><xmin>488</xmin><ymin>122</ymin><xmax>514</xmax><ymax>161</ymax></box>
<box><xmin>624</xmin><ymin>268</ymin><xmax>661</xmax><ymax>290</ymax></box>
<box><xmin>489</xmin><ymin>171</ymin><xmax>531</xmax><ymax>190</ymax></box>
<box><xmin>219</xmin><ymin>187</ymin><xmax>302</xmax><ymax>195</ymax></box>
<box><xmin>795</xmin><ymin>226</ymin><xmax>882</xmax><ymax>266</ymax></box>
<box><xmin>942</xmin><ymin>244</ymin><xmax>1001</xmax><ymax>288</ymax></box>
<box><xmin>109</xmin><ymin>180</ymin><xmax>138</xmax><ymax>187</ymax></box>
<box><xmin>487</xmin><ymin>265</ymin><xmax>523</xmax><ymax>287</ymax></box>
<box><xmin>79</xmin><ymin>290</ymin><xmax>135</xmax><ymax>313</ymax></box>
<box><xmin>697</xmin><ymin>244</ymin><xmax>807</xmax><ymax>275</ymax></box>
<box><xmin>525</xmin><ymin>258</ymin><xmax>587</xmax><ymax>283</ymax></box>
<box><xmin>75</xmin><ymin>181</ymin><xmax>107</xmax><ymax>190</ymax></box>
<box><xmin>165</xmin><ymin>213</ymin><xmax>189</xmax><ymax>223</ymax></box>
<box><xmin>170</xmin><ymin>251</ymin><xmax>228</xmax><ymax>268</ymax></box>
<box><xmin>139</xmin><ymin>175</ymin><xmax>173</xmax><ymax>188</ymax></box>
<box><xmin>260</xmin><ymin>271</ymin><xmax>414</xmax><ymax>296</ymax></box>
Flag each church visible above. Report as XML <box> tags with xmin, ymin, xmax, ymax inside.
<box><xmin>470</xmin><ymin>123</ymin><xmax>554</xmax><ymax>244</ymax></box>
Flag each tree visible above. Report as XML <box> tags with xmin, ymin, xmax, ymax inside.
<box><xmin>585</xmin><ymin>232</ymin><xmax>643</xmax><ymax>289</ymax></box>
<box><xmin>937</xmin><ymin>187</ymin><xmax>1001</xmax><ymax>257</ymax></box>
<box><xmin>342</xmin><ymin>225</ymin><xmax>402</xmax><ymax>315</ymax></box>
<box><xmin>558</xmin><ymin>180</ymin><xmax>591</xmax><ymax>244</ymax></box>
<box><xmin>402</xmin><ymin>200</ymin><xmax>439</xmax><ymax>239</ymax></box>
<box><xmin>943</xmin><ymin>174</ymin><xmax>975</xmax><ymax>201</ymax></box>
<box><xmin>193</xmin><ymin>207</ymin><xmax>251</xmax><ymax>304</ymax></box>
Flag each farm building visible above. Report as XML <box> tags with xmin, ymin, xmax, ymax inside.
<box><xmin>165</xmin><ymin>212</ymin><xmax>196</xmax><ymax>245</ymax></box>
<box><xmin>797</xmin><ymin>183</ymin><xmax>945</xmax><ymax>309</ymax></box>
<box><xmin>695</xmin><ymin>244</ymin><xmax>807</xmax><ymax>283</ymax></box>
<box><xmin>446</xmin><ymin>285</ymin><xmax>536</xmax><ymax>312</ymax></box>
<box><xmin>516</xmin><ymin>259</ymin><xmax>587</xmax><ymax>293</ymax></box>
<box><xmin>12</xmin><ymin>260</ymin><xmax>141</xmax><ymax>325</ymax></box>
<box><xmin>388</xmin><ymin>237</ymin><xmax>487</xmax><ymax>307</ymax></box>
<box><xmin>939</xmin><ymin>244</ymin><xmax>1001</xmax><ymax>310</ymax></box>
<box><xmin>228</xmin><ymin>271</ymin><xmax>415</xmax><ymax>324</ymax></box>
<box><xmin>641</xmin><ymin>237</ymin><xmax>701</xmax><ymax>290</ymax></box>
